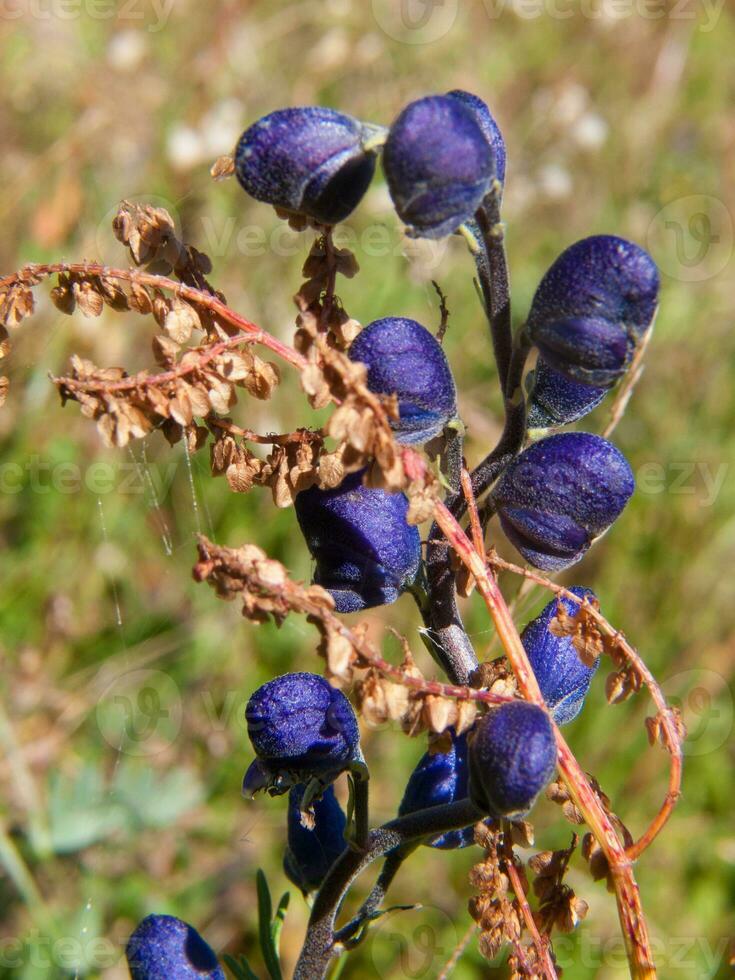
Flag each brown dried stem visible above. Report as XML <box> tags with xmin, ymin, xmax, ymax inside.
<box><xmin>1</xmin><ymin>262</ymin><xmax>306</xmax><ymax>370</ymax></box>
<box><xmin>207</xmin><ymin>417</ymin><xmax>324</xmax><ymax>446</ymax></box>
<box><xmin>436</xmin><ymin>922</ymin><xmax>477</xmax><ymax>980</ymax></box>
<box><xmin>426</xmin><ymin>472</ymin><xmax>657</xmax><ymax>979</ymax></box>
<box><xmin>192</xmin><ymin>534</ymin><xmax>513</xmax><ymax>712</ymax></box>
<box><xmin>500</xmin><ymin>828</ymin><xmax>558</xmax><ymax>979</ymax></box>
<box><xmin>52</xmin><ymin>331</ymin><xmax>261</xmax><ymax>394</ymax></box>
<box><xmin>602</xmin><ymin>327</ymin><xmax>652</xmax><ymax>439</ymax></box>
<box><xmin>483</xmin><ymin>552</ymin><xmax>683</xmax><ymax>862</ymax></box>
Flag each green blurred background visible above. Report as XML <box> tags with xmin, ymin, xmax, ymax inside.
<box><xmin>1</xmin><ymin>1</ymin><xmax>733</xmax><ymax>977</ymax></box>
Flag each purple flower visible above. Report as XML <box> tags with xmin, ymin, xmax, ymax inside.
<box><xmin>522</xmin><ymin>588</ymin><xmax>599</xmax><ymax>724</ymax></box>
<box><xmin>398</xmin><ymin>731</ymin><xmax>475</xmax><ymax>849</ymax></box>
<box><xmin>126</xmin><ymin>914</ymin><xmax>224</xmax><ymax>980</ymax></box>
<box><xmin>294</xmin><ymin>470</ymin><xmax>422</xmax><ymax>612</ymax></box>
<box><xmin>235</xmin><ymin>107</ymin><xmax>379</xmax><ymax>225</ymax></box>
<box><xmin>492</xmin><ymin>432</ymin><xmax>635</xmax><ymax>571</ymax></box>
<box><xmin>348</xmin><ymin>317</ymin><xmax>457</xmax><ymax>444</ymax></box>
<box><xmin>528</xmin><ymin>236</ymin><xmax>659</xmax><ymax>388</ymax></box>
<box><xmin>446</xmin><ymin>90</ymin><xmax>506</xmax><ymax>185</ymax></box>
<box><xmin>243</xmin><ymin>672</ymin><xmax>361</xmax><ymax>797</ymax></box>
<box><xmin>468</xmin><ymin>703</ymin><xmax>557</xmax><ymax>818</ymax></box>
<box><xmin>383</xmin><ymin>95</ymin><xmax>495</xmax><ymax>238</ymax></box>
<box><xmin>283</xmin><ymin>784</ymin><xmax>347</xmax><ymax>894</ymax></box>
<box><xmin>526</xmin><ymin>359</ymin><xmax>608</xmax><ymax>429</ymax></box>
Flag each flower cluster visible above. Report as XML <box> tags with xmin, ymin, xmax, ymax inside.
<box><xmin>220</xmin><ymin>87</ymin><xmax>663</xmax><ymax>978</ymax></box>
<box><xmin>12</xmin><ymin>81</ymin><xmax>672</xmax><ymax>979</ymax></box>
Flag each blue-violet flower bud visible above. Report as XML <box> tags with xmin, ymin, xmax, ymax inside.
<box><xmin>283</xmin><ymin>783</ymin><xmax>347</xmax><ymax>894</ymax></box>
<box><xmin>491</xmin><ymin>432</ymin><xmax>635</xmax><ymax>571</ymax></box>
<box><xmin>348</xmin><ymin>317</ymin><xmax>457</xmax><ymax>444</ymax></box>
<box><xmin>468</xmin><ymin>702</ymin><xmax>557</xmax><ymax>818</ymax></box>
<box><xmin>398</xmin><ymin>731</ymin><xmax>475</xmax><ymax>849</ymax></box>
<box><xmin>522</xmin><ymin>587</ymin><xmax>600</xmax><ymax>724</ymax></box>
<box><xmin>526</xmin><ymin>358</ymin><xmax>608</xmax><ymax>430</ymax></box>
<box><xmin>383</xmin><ymin>94</ymin><xmax>495</xmax><ymax>238</ymax></box>
<box><xmin>126</xmin><ymin>914</ymin><xmax>224</xmax><ymax>980</ymax></box>
<box><xmin>527</xmin><ymin>235</ymin><xmax>659</xmax><ymax>388</ymax></box>
<box><xmin>446</xmin><ymin>90</ymin><xmax>506</xmax><ymax>185</ymax></box>
<box><xmin>235</xmin><ymin>107</ymin><xmax>379</xmax><ymax>225</ymax></box>
<box><xmin>294</xmin><ymin>470</ymin><xmax>422</xmax><ymax>612</ymax></box>
<box><xmin>243</xmin><ymin>672</ymin><xmax>361</xmax><ymax>797</ymax></box>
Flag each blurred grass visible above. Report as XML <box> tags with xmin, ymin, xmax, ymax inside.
<box><xmin>1</xmin><ymin>2</ymin><xmax>734</xmax><ymax>977</ymax></box>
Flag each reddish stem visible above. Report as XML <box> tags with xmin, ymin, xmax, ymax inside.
<box><xmin>427</xmin><ymin>485</ymin><xmax>657</xmax><ymax>979</ymax></box>
<box><xmin>502</xmin><ymin>829</ymin><xmax>558</xmax><ymax>980</ymax></box>
<box><xmin>2</xmin><ymin>262</ymin><xmax>306</xmax><ymax>370</ymax></box>
<box><xmin>485</xmin><ymin>553</ymin><xmax>683</xmax><ymax>860</ymax></box>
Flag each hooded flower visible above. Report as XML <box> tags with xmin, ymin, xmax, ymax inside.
<box><xmin>243</xmin><ymin>672</ymin><xmax>361</xmax><ymax>797</ymax></box>
<box><xmin>527</xmin><ymin>235</ymin><xmax>659</xmax><ymax>388</ymax></box>
<box><xmin>348</xmin><ymin>317</ymin><xmax>457</xmax><ymax>444</ymax></box>
<box><xmin>295</xmin><ymin>470</ymin><xmax>422</xmax><ymax>612</ymax></box>
<box><xmin>126</xmin><ymin>914</ymin><xmax>224</xmax><ymax>980</ymax></box>
<box><xmin>468</xmin><ymin>703</ymin><xmax>557</xmax><ymax>819</ymax></box>
<box><xmin>398</xmin><ymin>731</ymin><xmax>475</xmax><ymax>849</ymax></box>
<box><xmin>522</xmin><ymin>588</ymin><xmax>600</xmax><ymax>724</ymax></box>
<box><xmin>283</xmin><ymin>783</ymin><xmax>347</xmax><ymax>894</ymax></box>
<box><xmin>492</xmin><ymin>432</ymin><xmax>634</xmax><ymax>571</ymax></box>
<box><xmin>235</xmin><ymin>107</ymin><xmax>379</xmax><ymax>225</ymax></box>
<box><xmin>383</xmin><ymin>94</ymin><xmax>495</xmax><ymax>238</ymax></box>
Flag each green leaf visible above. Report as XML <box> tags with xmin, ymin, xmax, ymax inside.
<box><xmin>344</xmin><ymin>904</ymin><xmax>421</xmax><ymax>950</ymax></box>
<box><xmin>270</xmin><ymin>891</ymin><xmax>290</xmax><ymax>954</ymax></box>
<box><xmin>256</xmin><ymin>869</ymin><xmax>282</xmax><ymax>980</ymax></box>
<box><xmin>223</xmin><ymin>953</ymin><xmax>260</xmax><ymax>980</ymax></box>
<box><xmin>46</xmin><ymin>765</ymin><xmax>128</xmax><ymax>853</ymax></box>
<box><xmin>112</xmin><ymin>762</ymin><xmax>204</xmax><ymax>828</ymax></box>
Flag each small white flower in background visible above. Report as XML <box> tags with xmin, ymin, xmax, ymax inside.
<box><xmin>538</xmin><ymin>163</ymin><xmax>573</xmax><ymax>201</ymax></box>
<box><xmin>305</xmin><ymin>28</ymin><xmax>351</xmax><ymax>72</ymax></box>
<box><xmin>107</xmin><ymin>30</ymin><xmax>147</xmax><ymax>72</ymax></box>
<box><xmin>573</xmin><ymin>113</ymin><xmax>609</xmax><ymax>151</ymax></box>
<box><xmin>550</xmin><ymin>83</ymin><xmax>589</xmax><ymax>127</ymax></box>
<box><xmin>166</xmin><ymin>125</ymin><xmax>204</xmax><ymax>172</ymax></box>
<box><xmin>201</xmin><ymin>98</ymin><xmax>245</xmax><ymax>156</ymax></box>
<box><xmin>168</xmin><ymin>100</ymin><xmax>245</xmax><ymax>171</ymax></box>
